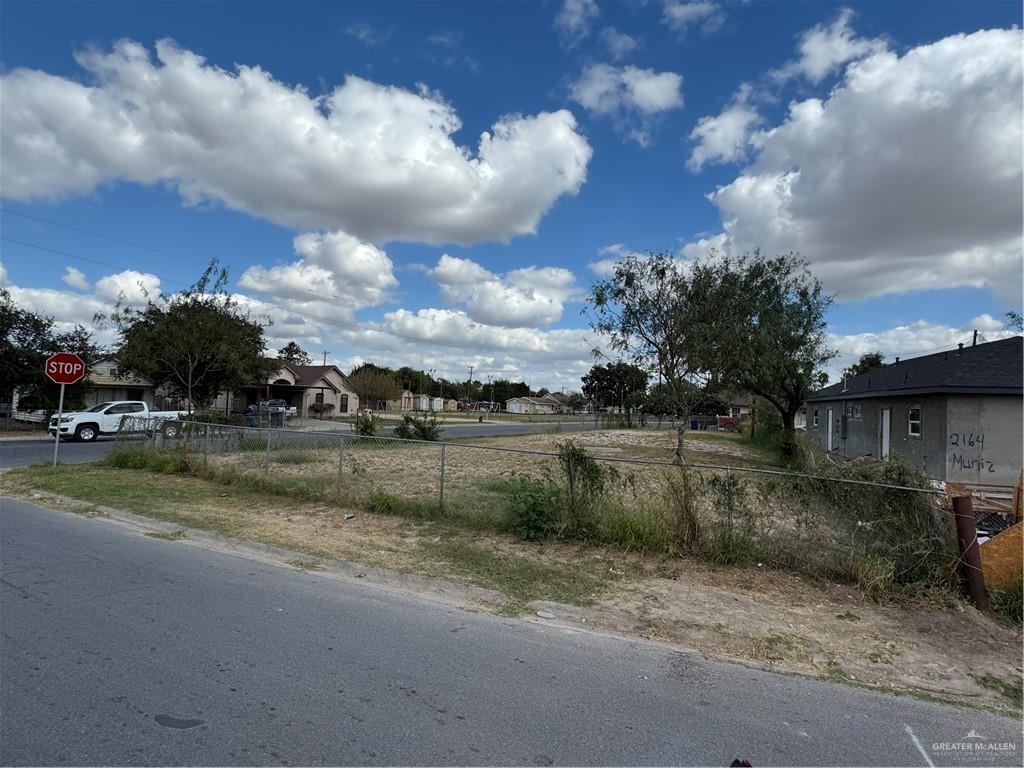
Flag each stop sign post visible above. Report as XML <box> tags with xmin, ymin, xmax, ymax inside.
<box><xmin>46</xmin><ymin>353</ymin><xmax>86</xmax><ymax>466</ymax></box>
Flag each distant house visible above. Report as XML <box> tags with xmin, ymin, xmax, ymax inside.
<box><xmin>506</xmin><ymin>396</ymin><xmax>558</xmax><ymax>415</ymax></box>
<box><xmin>213</xmin><ymin>361</ymin><xmax>359</xmax><ymax>417</ymax></box>
<box><xmin>545</xmin><ymin>392</ymin><xmax>572</xmax><ymax>413</ymax></box>
<box><xmin>804</xmin><ymin>337</ymin><xmax>1023</xmax><ymax>486</ymax></box>
<box><xmin>84</xmin><ymin>358</ymin><xmax>156</xmax><ymax>408</ymax></box>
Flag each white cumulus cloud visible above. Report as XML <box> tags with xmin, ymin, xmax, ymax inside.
<box><xmin>239</xmin><ymin>231</ymin><xmax>397</xmax><ymax>323</ymax></box>
<box><xmin>687</xmin><ymin>28</ymin><xmax>1024</xmax><ymax>303</ymax></box>
<box><xmin>771</xmin><ymin>8</ymin><xmax>887</xmax><ymax>84</ymax></box>
<box><xmin>62</xmin><ymin>266</ymin><xmax>90</xmax><ymax>291</ymax></box>
<box><xmin>661</xmin><ymin>1</ymin><xmax>725</xmax><ymax>35</ymax></box>
<box><xmin>601</xmin><ymin>27</ymin><xmax>639</xmax><ymax>61</ymax></box>
<box><xmin>570</xmin><ymin>64</ymin><xmax>684</xmax><ymax>145</ymax></box>
<box><xmin>94</xmin><ymin>270</ymin><xmax>161</xmax><ymax>304</ymax></box>
<box><xmin>687</xmin><ymin>84</ymin><xmax>761</xmax><ymax>171</ymax></box>
<box><xmin>428</xmin><ymin>254</ymin><xmax>579</xmax><ymax>328</ymax></box>
<box><xmin>1</xmin><ymin>39</ymin><xmax>592</xmax><ymax>246</ymax></box>
<box><xmin>555</xmin><ymin>0</ymin><xmax>600</xmax><ymax>47</ymax></box>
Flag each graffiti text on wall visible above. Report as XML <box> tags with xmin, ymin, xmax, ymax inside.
<box><xmin>949</xmin><ymin>432</ymin><xmax>995</xmax><ymax>474</ymax></box>
<box><xmin>949</xmin><ymin>432</ymin><xmax>984</xmax><ymax>448</ymax></box>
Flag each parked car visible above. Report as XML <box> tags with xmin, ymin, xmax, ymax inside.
<box><xmin>259</xmin><ymin>399</ymin><xmax>298</xmax><ymax>418</ymax></box>
<box><xmin>49</xmin><ymin>401</ymin><xmax>187</xmax><ymax>442</ymax></box>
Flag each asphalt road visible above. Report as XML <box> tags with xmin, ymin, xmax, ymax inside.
<box><xmin>0</xmin><ymin>421</ymin><xmax>602</xmax><ymax>470</ymax></box>
<box><xmin>2</xmin><ymin>497</ymin><xmax>1019</xmax><ymax>767</ymax></box>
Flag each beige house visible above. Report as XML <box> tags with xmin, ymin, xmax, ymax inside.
<box><xmin>83</xmin><ymin>358</ymin><xmax>156</xmax><ymax>408</ymax></box>
<box><xmin>214</xmin><ymin>361</ymin><xmax>359</xmax><ymax>417</ymax></box>
<box><xmin>506</xmin><ymin>396</ymin><xmax>558</xmax><ymax>415</ymax></box>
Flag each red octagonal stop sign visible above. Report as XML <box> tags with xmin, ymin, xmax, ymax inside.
<box><xmin>45</xmin><ymin>352</ymin><xmax>86</xmax><ymax>385</ymax></box>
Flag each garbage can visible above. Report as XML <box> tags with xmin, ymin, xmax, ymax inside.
<box><xmin>271</xmin><ymin>411</ymin><xmax>284</xmax><ymax>427</ymax></box>
<box><xmin>690</xmin><ymin>418</ymin><xmax>699</xmax><ymax>431</ymax></box>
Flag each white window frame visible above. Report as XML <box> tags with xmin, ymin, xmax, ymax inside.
<box><xmin>907</xmin><ymin>405</ymin><xmax>922</xmax><ymax>437</ymax></box>
<box><xmin>812</xmin><ymin>408</ymin><xmax>819</xmax><ymax>427</ymax></box>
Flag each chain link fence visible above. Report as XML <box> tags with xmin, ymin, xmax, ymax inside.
<box><xmin>112</xmin><ymin>417</ymin><xmax>958</xmax><ymax>592</ymax></box>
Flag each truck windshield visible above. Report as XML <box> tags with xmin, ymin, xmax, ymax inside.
<box><xmin>87</xmin><ymin>402</ymin><xmax>114</xmax><ymax>412</ymax></box>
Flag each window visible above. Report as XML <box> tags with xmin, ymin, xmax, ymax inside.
<box><xmin>812</xmin><ymin>409</ymin><xmax>819</xmax><ymax>427</ymax></box>
<box><xmin>128</xmin><ymin>403</ymin><xmax>146</xmax><ymax>413</ymax></box>
<box><xmin>907</xmin><ymin>405</ymin><xmax>922</xmax><ymax>437</ymax></box>
<box><xmin>340</xmin><ymin>394</ymin><xmax>349</xmax><ymax>412</ymax></box>
<box><xmin>852</xmin><ymin>404</ymin><xmax>862</xmax><ymax>421</ymax></box>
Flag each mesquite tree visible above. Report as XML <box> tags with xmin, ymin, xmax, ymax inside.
<box><xmin>102</xmin><ymin>264</ymin><xmax>270</xmax><ymax>411</ymax></box>
<box><xmin>589</xmin><ymin>251</ymin><xmax>710</xmax><ymax>460</ymax></box>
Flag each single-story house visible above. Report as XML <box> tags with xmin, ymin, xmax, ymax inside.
<box><xmin>804</xmin><ymin>337</ymin><xmax>1023</xmax><ymax>486</ymax></box>
<box><xmin>506</xmin><ymin>396</ymin><xmax>558</xmax><ymax>415</ymax></box>
<box><xmin>214</xmin><ymin>361</ymin><xmax>359</xmax><ymax>417</ymax></box>
<box><xmin>83</xmin><ymin>358</ymin><xmax>156</xmax><ymax>408</ymax></box>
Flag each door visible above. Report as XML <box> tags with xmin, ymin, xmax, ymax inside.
<box><xmin>825</xmin><ymin>408</ymin><xmax>834</xmax><ymax>451</ymax></box>
<box><xmin>879</xmin><ymin>407</ymin><xmax>891</xmax><ymax>459</ymax></box>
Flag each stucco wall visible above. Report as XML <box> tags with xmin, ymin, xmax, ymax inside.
<box><xmin>806</xmin><ymin>395</ymin><xmax>948</xmax><ymax>478</ymax></box>
<box><xmin>945</xmin><ymin>395</ymin><xmax>1023</xmax><ymax>486</ymax></box>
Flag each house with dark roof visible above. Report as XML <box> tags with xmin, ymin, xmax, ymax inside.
<box><xmin>804</xmin><ymin>337</ymin><xmax>1022</xmax><ymax>486</ymax></box>
<box><xmin>213</xmin><ymin>360</ymin><xmax>359</xmax><ymax>418</ymax></box>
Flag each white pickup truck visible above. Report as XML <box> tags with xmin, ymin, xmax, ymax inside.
<box><xmin>49</xmin><ymin>401</ymin><xmax>187</xmax><ymax>442</ymax></box>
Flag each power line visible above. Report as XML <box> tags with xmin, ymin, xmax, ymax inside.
<box><xmin>0</xmin><ymin>207</ymin><xmax>395</xmax><ymax>311</ymax></box>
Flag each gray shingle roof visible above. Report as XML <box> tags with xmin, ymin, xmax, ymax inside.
<box><xmin>807</xmin><ymin>336</ymin><xmax>1023</xmax><ymax>402</ymax></box>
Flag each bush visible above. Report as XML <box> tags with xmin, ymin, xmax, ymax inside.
<box><xmin>309</xmin><ymin>402</ymin><xmax>335</xmax><ymax>416</ymax></box>
<box><xmin>355</xmin><ymin>411</ymin><xmax>378</xmax><ymax>436</ymax></box>
<box><xmin>502</xmin><ymin>476</ymin><xmax>564</xmax><ymax>541</ymax></box>
<box><xmin>393</xmin><ymin>413</ymin><xmax>443</xmax><ymax>441</ymax></box>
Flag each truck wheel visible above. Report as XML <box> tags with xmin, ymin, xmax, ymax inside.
<box><xmin>75</xmin><ymin>424</ymin><xmax>98</xmax><ymax>442</ymax></box>
<box><xmin>162</xmin><ymin>422</ymin><xmax>181</xmax><ymax>440</ymax></box>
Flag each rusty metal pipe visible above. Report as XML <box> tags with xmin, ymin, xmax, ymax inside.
<box><xmin>952</xmin><ymin>495</ymin><xmax>989</xmax><ymax>610</ymax></box>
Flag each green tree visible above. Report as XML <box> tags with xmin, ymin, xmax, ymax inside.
<box><xmin>348</xmin><ymin>366</ymin><xmax>403</xmax><ymax>408</ymax></box>
<box><xmin>581</xmin><ymin>362</ymin><xmax>649</xmax><ymax>413</ymax></box>
<box><xmin>278</xmin><ymin>341</ymin><xmax>312</xmax><ymax>366</ymax></box>
<box><xmin>1004</xmin><ymin>311</ymin><xmax>1023</xmax><ymax>332</ymax></box>
<box><xmin>103</xmin><ymin>264</ymin><xmax>270</xmax><ymax>412</ymax></box>
<box><xmin>490</xmin><ymin>379</ymin><xmax>530</xmax><ymax>404</ymax></box>
<box><xmin>692</xmin><ymin>251</ymin><xmax>834</xmax><ymax>457</ymax></box>
<box><xmin>589</xmin><ymin>251</ymin><xmax>710</xmax><ymax>459</ymax></box>
<box><xmin>567</xmin><ymin>392</ymin><xmax>587</xmax><ymax>412</ymax></box>
<box><xmin>841</xmin><ymin>351</ymin><xmax>884</xmax><ymax>380</ymax></box>
<box><xmin>0</xmin><ymin>289</ymin><xmax>100</xmax><ymax>412</ymax></box>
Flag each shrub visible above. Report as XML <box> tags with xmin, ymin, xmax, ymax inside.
<box><xmin>393</xmin><ymin>413</ymin><xmax>444</xmax><ymax>441</ymax></box>
<box><xmin>309</xmin><ymin>402</ymin><xmax>335</xmax><ymax>416</ymax></box>
<box><xmin>663</xmin><ymin>468</ymin><xmax>703</xmax><ymax>553</ymax></box>
<box><xmin>355</xmin><ymin>411</ymin><xmax>378</xmax><ymax>436</ymax></box>
<box><xmin>502</xmin><ymin>476</ymin><xmax>564</xmax><ymax>541</ymax></box>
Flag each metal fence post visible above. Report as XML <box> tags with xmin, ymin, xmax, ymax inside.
<box><xmin>439</xmin><ymin>442</ymin><xmax>446</xmax><ymax>508</ymax></box>
<box><xmin>204</xmin><ymin>423</ymin><xmax>211</xmax><ymax>454</ymax></box>
<box><xmin>952</xmin><ymin>494</ymin><xmax>989</xmax><ymax>610</ymax></box>
<box><xmin>264</xmin><ymin>429</ymin><xmax>273</xmax><ymax>472</ymax></box>
<box><xmin>338</xmin><ymin>437</ymin><xmax>345</xmax><ymax>479</ymax></box>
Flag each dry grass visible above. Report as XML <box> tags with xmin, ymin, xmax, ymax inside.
<box><xmin>3</xmin><ymin>462</ymin><xmax>1021</xmax><ymax>713</ymax></box>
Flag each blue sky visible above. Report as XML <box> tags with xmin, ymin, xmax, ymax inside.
<box><xmin>1</xmin><ymin>0</ymin><xmax>1021</xmax><ymax>388</ymax></box>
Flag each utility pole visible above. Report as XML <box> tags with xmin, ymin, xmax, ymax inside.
<box><xmin>322</xmin><ymin>350</ymin><xmax>328</xmax><ymax>365</ymax></box>
<box><xmin>467</xmin><ymin>365</ymin><xmax>475</xmax><ymax>401</ymax></box>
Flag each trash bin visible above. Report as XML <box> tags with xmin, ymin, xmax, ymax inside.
<box><xmin>690</xmin><ymin>418</ymin><xmax>699</xmax><ymax>431</ymax></box>
<box><xmin>271</xmin><ymin>411</ymin><xmax>284</xmax><ymax>427</ymax></box>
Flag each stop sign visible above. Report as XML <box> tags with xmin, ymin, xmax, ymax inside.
<box><xmin>45</xmin><ymin>352</ymin><xmax>86</xmax><ymax>385</ymax></box>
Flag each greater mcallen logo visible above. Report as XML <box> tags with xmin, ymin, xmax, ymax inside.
<box><xmin>932</xmin><ymin>730</ymin><xmax>1018</xmax><ymax>758</ymax></box>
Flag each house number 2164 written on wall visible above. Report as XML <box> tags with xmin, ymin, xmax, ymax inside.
<box><xmin>949</xmin><ymin>432</ymin><xmax>995</xmax><ymax>473</ymax></box>
<box><xmin>949</xmin><ymin>432</ymin><xmax>984</xmax><ymax>448</ymax></box>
